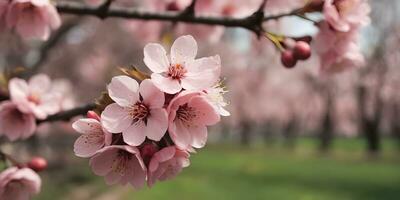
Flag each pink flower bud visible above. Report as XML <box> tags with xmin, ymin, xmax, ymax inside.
<box><xmin>167</xmin><ymin>2</ymin><xmax>180</xmax><ymax>11</ymax></box>
<box><xmin>27</xmin><ymin>157</ymin><xmax>48</xmax><ymax>172</ymax></box>
<box><xmin>281</xmin><ymin>50</ymin><xmax>297</xmax><ymax>68</ymax></box>
<box><xmin>87</xmin><ymin>110</ymin><xmax>101</xmax><ymax>121</ymax></box>
<box><xmin>293</xmin><ymin>41</ymin><xmax>311</xmax><ymax>60</ymax></box>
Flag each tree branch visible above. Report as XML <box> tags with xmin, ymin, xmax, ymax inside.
<box><xmin>56</xmin><ymin>1</ymin><xmax>301</xmax><ymax>35</ymax></box>
<box><xmin>38</xmin><ymin>103</ymin><xmax>96</xmax><ymax>124</ymax></box>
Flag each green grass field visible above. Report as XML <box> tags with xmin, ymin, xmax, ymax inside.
<box><xmin>35</xmin><ymin>138</ymin><xmax>400</xmax><ymax>200</ymax></box>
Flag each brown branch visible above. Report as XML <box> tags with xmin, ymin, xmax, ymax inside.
<box><xmin>37</xmin><ymin>103</ymin><xmax>96</xmax><ymax>124</ymax></box>
<box><xmin>56</xmin><ymin>1</ymin><xmax>302</xmax><ymax>35</ymax></box>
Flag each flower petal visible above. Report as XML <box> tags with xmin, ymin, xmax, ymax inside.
<box><xmin>72</xmin><ymin>118</ymin><xmax>102</xmax><ymax>134</ymax></box>
<box><xmin>151</xmin><ymin>73</ymin><xmax>182</xmax><ymax>94</ymax></box>
<box><xmin>189</xmin><ymin>96</ymin><xmax>220</xmax><ymax>126</ymax></box>
<box><xmin>122</xmin><ymin>121</ymin><xmax>147</xmax><ymax>146</ymax></box>
<box><xmin>139</xmin><ymin>79</ymin><xmax>165</xmax><ymax>109</ymax></box>
<box><xmin>182</xmin><ymin>55</ymin><xmax>221</xmax><ymax>91</ymax></box>
<box><xmin>171</xmin><ymin>35</ymin><xmax>197</xmax><ymax>64</ymax></box>
<box><xmin>29</xmin><ymin>74</ymin><xmax>51</xmax><ymax>95</ymax></box>
<box><xmin>145</xmin><ymin>108</ymin><xmax>168</xmax><ymax>141</ymax></box>
<box><xmin>144</xmin><ymin>43</ymin><xmax>170</xmax><ymax>73</ymax></box>
<box><xmin>190</xmin><ymin>125</ymin><xmax>207</xmax><ymax>148</ymax></box>
<box><xmin>73</xmin><ymin>134</ymin><xmax>104</xmax><ymax>158</ymax></box>
<box><xmin>101</xmin><ymin>103</ymin><xmax>132</xmax><ymax>133</ymax></box>
<box><xmin>169</xmin><ymin>120</ymin><xmax>191</xmax><ymax>150</ymax></box>
<box><xmin>107</xmin><ymin>76</ymin><xmax>139</xmax><ymax>107</ymax></box>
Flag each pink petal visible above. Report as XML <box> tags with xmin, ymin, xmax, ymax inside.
<box><xmin>182</xmin><ymin>55</ymin><xmax>221</xmax><ymax>91</ymax></box>
<box><xmin>169</xmin><ymin>120</ymin><xmax>191</xmax><ymax>150</ymax></box>
<box><xmin>89</xmin><ymin>147</ymin><xmax>118</xmax><ymax>176</ymax></box>
<box><xmin>12</xmin><ymin>168</ymin><xmax>41</xmax><ymax>194</ymax></box>
<box><xmin>72</xmin><ymin>118</ymin><xmax>102</xmax><ymax>134</ymax></box>
<box><xmin>149</xmin><ymin>147</ymin><xmax>176</xmax><ymax>172</ymax></box>
<box><xmin>151</xmin><ymin>73</ymin><xmax>182</xmax><ymax>94</ymax></box>
<box><xmin>42</xmin><ymin>6</ymin><xmax>61</xmax><ymax>29</ymax></box>
<box><xmin>73</xmin><ymin>134</ymin><xmax>104</xmax><ymax>158</ymax></box>
<box><xmin>101</xmin><ymin>103</ymin><xmax>132</xmax><ymax>133</ymax></box>
<box><xmin>171</xmin><ymin>35</ymin><xmax>198</xmax><ymax>64</ymax></box>
<box><xmin>140</xmin><ymin>79</ymin><xmax>165</xmax><ymax>109</ymax></box>
<box><xmin>29</xmin><ymin>74</ymin><xmax>51</xmax><ymax>95</ymax></box>
<box><xmin>189</xmin><ymin>96</ymin><xmax>220</xmax><ymax>126</ymax></box>
<box><xmin>190</xmin><ymin>125</ymin><xmax>207</xmax><ymax>148</ymax></box>
<box><xmin>122</xmin><ymin>121</ymin><xmax>147</xmax><ymax>146</ymax></box>
<box><xmin>107</xmin><ymin>76</ymin><xmax>139</xmax><ymax>107</ymax></box>
<box><xmin>104</xmin><ymin>171</ymin><xmax>122</xmax><ymax>185</ymax></box>
<box><xmin>129</xmin><ymin>159</ymin><xmax>146</xmax><ymax>188</ymax></box>
<box><xmin>145</xmin><ymin>108</ymin><xmax>168</xmax><ymax>141</ymax></box>
<box><xmin>9</xmin><ymin>78</ymin><xmax>29</xmax><ymax>103</ymax></box>
<box><xmin>144</xmin><ymin>43</ymin><xmax>170</xmax><ymax>73</ymax></box>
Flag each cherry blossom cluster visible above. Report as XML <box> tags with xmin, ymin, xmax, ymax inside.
<box><xmin>314</xmin><ymin>0</ymin><xmax>370</xmax><ymax>74</ymax></box>
<box><xmin>72</xmin><ymin>35</ymin><xmax>229</xmax><ymax>188</ymax></box>
<box><xmin>0</xmin><ymin>74</ymin><xmax>71</xmax><ymax>141</ymax></box>
<box><xmin>0</xmin><ymin>0</ymin><xmax>61</xmax><ymax>40</ymax></box>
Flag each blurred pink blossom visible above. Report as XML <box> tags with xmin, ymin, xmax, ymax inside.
<box><xmin>147</xmin><ymin>146</ymin><xmax>190</xmax><ymax>187</ymax></box>
<box><xmin>72</xmin><ymin>113</ymin><xmax>112</xmax><ymax>158</ymax></box>
<box><xmin>0</xmin><ymin>167</ymin><xmax>41</xmax><ymax>200</ymax></box>
<box><xmin>9</xmin><ymin>74</ymin><xmax>61</xmax><ymax>119</ymax></box>
<box><xmin>167</xmin><ymin>91</ymin><xmax>220</xmax><ymax>150</ymax></box>
<box><xmin>0</xmin><ymin>101</ymin><xmax>36</xmax><ymax>141</ymax></box>
<box><xmin>323</xmin><ymin>0</ymin><xmax>370</xmax><ymax>32</ymax></box>
<box><xmin>5</xmin><ymin>0</ymin><xmax>61</xmax><ymax>40</ymax></box>
<box><xmin>101</xmin><ymin>77</ymin><xmax>168</xmax><ymax>146</ymax></box>
<box><xmin>144</xmin><ymin>35</ymin><xmax>221</xmax><ymax>94</ymax></box>
<box><xmin>314</xmin><ymin>22</ymin><xmax>365</xmax><ymax>74</ymax></box>
<box><xmin>89</xmin><ymin>145</ymin><xmax>146</xmax><ymax>188</ymax></box>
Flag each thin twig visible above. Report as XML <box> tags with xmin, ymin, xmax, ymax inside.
<box><xmin>38</xmin><ymin>103</ymin><xmax>96</xmax><ymax>124</ymax></box>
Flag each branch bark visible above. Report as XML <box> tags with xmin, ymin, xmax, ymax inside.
<box><xmin>56</xmin><ymin>1</ymin><xmax>301</xmax><ymax>35</ymax></box>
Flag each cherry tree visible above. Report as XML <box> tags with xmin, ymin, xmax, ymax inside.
<box><xmin>0</xmin><ymin>0</ymin><xmax>372</xmax><ymax>199</ymax></box>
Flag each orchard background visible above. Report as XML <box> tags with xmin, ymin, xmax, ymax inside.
<box><xmin>1</xmin><ymin>0</ymin><xmax>400</xmax><ymax>200</ymax></box>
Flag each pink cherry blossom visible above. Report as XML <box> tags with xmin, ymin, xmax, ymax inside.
<box><xmin>0</xmin><ymin>101</ymin><xmax>36</xmax><ymax>141</ymax></box>
<box><xmin>101</xmin><ymin>77</ymin><xmax>168</xmax><ymax>146</ymax></box>
<box><xmin>9</xmin><ymin>74</ymin><xmax>61</xmax><ymax>120</ymax></box>
<box><xmin>89</xmin><ymin>145</ymin><xmax>147</xmax><ymax>188</ymax></box>
<box><xmin>314</xmin><ymin>21</ymin><xmax>365</xmax><ymax>74</ymax></box>
<box><xmin>167</xmin><ymin>91</ymin><xmax>220</xmax><ymax>150</ymax></box>
<box><xmin>5</xmin><ymin>0</ymin><xmax>61</xmax><ymax>40</ymax></box>
<box><xmin>147</xmin><ymin>146</ymin><xmax>190</xmax><ymax>187</ymax></box>
<box><xmin>72</xmin><ymin>113</ymin><xmax>112</xmax><ymax>158</ymax></box>
<box><xmin>144</xmin><ymin>35</ymin><xmax>221</xmax><ymax>94</ymax></box>
<box><xmin>0</xmin><ymin>167</ymin><xmax>41</xmax><ymax>200</ymax></box>
<box><xmin>323</xmin><ymin>0</ymin><xmax>370</xmax><ymax>32</ymax></box>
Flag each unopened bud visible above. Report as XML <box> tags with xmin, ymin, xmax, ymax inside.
<box><xmin>166</xmin><ymin>2</ymin><xmax>180</xmax><ymax>11</ymax></box>
<box><xmin>281</xmin><ymin>50</ymin><xmax>297</xmax><ymax>68</ymax></box>
<box><xmin>87</xmin><ymin>111</ymin><xmax>100</xmax><ymax>121</ymax></box>
<box><xmin>27</xmin><ymin>157</ymin><xmax>48</xmax><ymax>172</ymax></box>
<box><xmin>293</xmin><ymin>41</ymin><xmax>311</xmax><ymax>60</ymax></box>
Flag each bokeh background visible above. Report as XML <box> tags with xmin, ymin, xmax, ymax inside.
<box><xmin>1</xmin><ymin>0</ymin><xmax>400</xmax><ymax>199</ymax></box>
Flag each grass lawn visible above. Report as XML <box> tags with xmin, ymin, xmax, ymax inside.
<box><xmin>35</xmin><ymin>138</ymin><xmax>400</xmax><ymax>200</ymax></box>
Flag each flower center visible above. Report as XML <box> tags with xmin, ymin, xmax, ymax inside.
<box><xmin>176</xmin><ymin>104</ymin><xmax>197</xmax><ymax>124</ymax></box>
<box><xmin>27</xmin><ymin>94</ymin><xmax>41</xmax><ymax>105</ymax></box>
<box><xmin>168</xmin><ymin>64</ymin><xmax>187</xmax><ymax>80</ymax></box>
<box><xmin>112</xmin><ymin>150</ymin><xmax>133</xmax><ymax>175</ymax></box>
<box><xmin>128</xmin><ymin>102</ymin><xmax>149</xmax><ymax>122</ymax></box>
